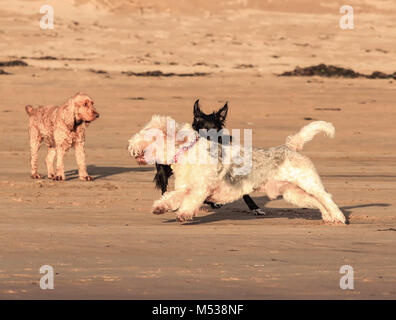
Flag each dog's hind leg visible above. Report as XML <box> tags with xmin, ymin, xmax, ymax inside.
<box><xmin>152</xmin><ymin>189</ymin><xmax>185</xmax><ymax>215</ymax></box>
<box><xmin>282</xmin><ymin>184</ymin><xmax>333</xmax><ymax>222</ymax></box>
<box><xmin>243</xmin><ymin>194</ymin><xmax>266</xmax><ymax>215</ymax></box>
<box><xmin>293</xmin><ymin>171</ymin><xmax>346</xmax><ymax>223</ymax></box>
<box><xmin>287</xmin><ymin>178</ymin><xmax>346</xmax><ymax>224</ymax></box>
<box><xmin>310</xmin><ymin>190</ymin><xmax>346</xmax><ymax>224</ymax></box>
<box><xmin>277</xmin><ymin>159</ymin><xmax>346</xmax><ymax>224</ymax></box>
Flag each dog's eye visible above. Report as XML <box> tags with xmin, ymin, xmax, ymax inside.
<box><xmin>84</xmin><ymin>102</ymin><xmax>89</xmax><ymax>107</ymax></box>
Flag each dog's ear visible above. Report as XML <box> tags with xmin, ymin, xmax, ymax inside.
<box><xmin>61</xmin><ymin>97</ymin><xmax>78</xmax><ymax>130</ymax></box>
<box><xmin>25</xmin><ymin>105</ymin><xmax>34</xmax><ymax>116</ymax></box>
<box><xmin>216</xmin><ymin>102</ymin><xmax>228</xmax><ymax>123</ymax></box>
<box><xmin>193</xmin><ymin>99</ymin><xmax>203</xmax><ymax>118</ymax></box>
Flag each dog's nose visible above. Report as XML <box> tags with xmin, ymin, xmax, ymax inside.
<box><xmin>95</xmin><ymin>113</ymin><xmax>100</xmax><ymax>119</ymax></box>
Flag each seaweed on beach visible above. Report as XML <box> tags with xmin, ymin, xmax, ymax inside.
<box><xmin>125</xmin><ymin>97</ymin><xmax>146</xmax><ymax>100</ymax></box>
<box><xmin>279</xmin><ymin>64</ymin><xmax>396</xmax><ymax>80</ymax></box>
<box><xmin>121</xmin><ymin>70</ymin><xmax>210</xmax><ymax>77</ymax></box>
<box><xmin>366</xmin><ymin>71</ymin><xmax>396</xmax><ymax>79</ymax></box>
<box><xmin>19</xmin><ymin>56</ymin><xmax>87</xmax><ymax>61</ymax></box>
<box><xmin>0</xmin><ymin>60</ymin><xmax>28</xmax><ymax>67</ymax></box>
<box><xmin>88</xmin><ymin>69</ymin><xmax>108</xmax><ymax>74</ymax></box>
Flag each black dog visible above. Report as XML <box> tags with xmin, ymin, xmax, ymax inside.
<box><xmin>154</xmin><ymin>100</ymin><xmax>265</xmax><ymax>215</ymax></box>
<box><xmin>154</xmin><ymin>100</ymin><xmax>226</xmax><ymax>195</ymax></box>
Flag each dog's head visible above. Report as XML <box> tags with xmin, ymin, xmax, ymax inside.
<box><xmin>128</xmin><ymin>115</ymin><xmax>166</xmax><ymax>165</ymax></box>
<box><xmin>192</xmin><ymin>99</ymin><xmax>228</xmax><ymax>131</ymax></box>
<box><xmin>128</xmin><ymin>115</ymin><xmax>194</xmax><ymax>165</ymax></box>
<box><xmin>71</xmin><ymin>93</ymin><xmax>100</xmax><ymax>123</ymax></box>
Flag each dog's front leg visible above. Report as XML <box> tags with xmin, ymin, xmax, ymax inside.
<box><xmin>176</xmin><ymin>190</ymin><xmax>208</xmax><ymax>222</ymax></box>
<box><xmin>45</xmin><ymin>147</ymin><xmax>56</xmax><ymax>179</ymax></box>
<box><xmin>75</xmin><ymin>140</ymin><xmax>92</xmax><ymax>181</ymax></box>
<box><xmin>54</xmin><ymin>146</ymin><xmax>66</xmax><ymax>181</ymax></box>
<box><xmin>29</xmin><ymin>127</ymin><xmax>42</xmax><ymax>179</ymax></box>
<box><xmin>152</xmin><ymin>189</ymin><xmax>186</xmax><ymax>215</ymax></box>
<box><xmin>154</xmin><ymin>163</ymin><xmax>173</xmax><ymax>194</ymax></box>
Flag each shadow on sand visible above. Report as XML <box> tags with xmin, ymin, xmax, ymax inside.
<box><xmin>64</xmin><ymin>165</ymin><xmax>154</xmax><ymax>180</ymax></box>
<box><xmin>162</xmin><ymin>196</ymin><xmax>390</xmax><ymax>225</ymax></box>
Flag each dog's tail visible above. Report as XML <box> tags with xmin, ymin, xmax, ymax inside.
<box><xmin>285</xmin><ymin>121</ymin><xmax>335</xmax><ymax>152</ymax></box>
<box><xmin>25</xmin><ymin>105</ymin><xmax>35</xmax><ymax>116</ymax></box>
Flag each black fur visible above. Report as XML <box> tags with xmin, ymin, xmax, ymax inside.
<box><xmin>154</xmin><ymin>162</ymin><xmax>173</xmax><ymax>194</ymax></box>
<box><xmin>154</xmin><ymin>100</ymin><xmax>261</xmax><ymax>212</ymax></box>
<box><xmin>192</xmin><ymin>99</ymin><xmax>228</xmax><ymax>133</ymax></box>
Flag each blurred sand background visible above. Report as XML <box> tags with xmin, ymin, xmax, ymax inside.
<box><xmin>0</xmin><ymin>0</ymin><xmax>395</xmax><ymax>298</ymax></box>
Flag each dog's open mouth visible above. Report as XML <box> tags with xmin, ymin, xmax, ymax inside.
<box><xmin>133</xmin><ymin>151</ymin><xmax>147</xmax><ymax>165</ymax></box>
<box><xmin>135</xmin><ymin>155</ymin><xmax>147</xmax><ymax>165</ymax></box>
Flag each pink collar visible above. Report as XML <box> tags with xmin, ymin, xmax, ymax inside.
<box><xmin>173</xmin><ymin>135</ymin><xmax>199</xmax><ymax>164</ymax></box>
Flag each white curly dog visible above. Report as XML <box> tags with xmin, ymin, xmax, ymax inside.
<box><xmin>128</xmin><ymin>115</ymin><xmax>346</xmax><ymax>224</ymax></box>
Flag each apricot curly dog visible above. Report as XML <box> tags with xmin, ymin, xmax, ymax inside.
<box><xmin>25</xmin><ymin>93</ymin><xmax>99</xmax><ymax>181</ymax></box>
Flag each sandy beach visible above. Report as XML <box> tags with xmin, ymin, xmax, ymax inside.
<box><xmin>0</xmin><ymin>0</ymin><xmax>395</xmax><ymax>299</ymax></box>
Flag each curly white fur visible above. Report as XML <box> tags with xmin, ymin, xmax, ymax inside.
<box><xmin>128</xmin><ymin>116</ymin><xmax>346</xmax><ymax>224</ymax></box>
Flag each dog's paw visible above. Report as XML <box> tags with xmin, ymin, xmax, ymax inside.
<box><xmin>53</xmin><ymin>175</ymin><xmax>64</xmax><ymax>181</ymax></box>
<box><xmin>152</xmin><ymin>202</ymin><xmax>168</xmax><ymax>215</ymax></box>
<box><xmin>333</xmin><ymin>216</ymin><xmax>347</xmax><ymax>225</ymax></box>
<box><xmin>31</xmin><ymin>173</ymin><xmax>42</xmax><ymax>179</ymax></box>
<box><xmin>322</xmin><ymin>216</ymin><xmax>347</xmax><ymax>225</ymax></box>
<box><xmin>211</xmin><ymin>203</ymin><xmax>222</xmax><ymax>209</ymax></box>
<box><xmin>47</xmin><ymin>174</ymin><xmax>55</xmax><ymax>180</ymax></box>
<box><xmin>176</xmin><ymin>212</ymin><xmax>194</xmax><ymax>222</ymax></box>
<box><xmin>253</xmin><ymin>208</ymin><xmax>266</xmax><ymax>216</ymax></box>
<box><xmin>152</xmin><ymin>207</ymin><xmax>166</xmax><ymax>215</ymax></box>
<box><xmin>335</xmin><ymin>216</ymin><xmax>347</xmax><ymax>224</ymax></box>
<box><xmin>323</xmin><ymin>221</ymin><xmax>347</xmax><ymax>226</ymax></box>
<box><xmin>80</xmin><ymin>176</ymin><xmax>94</xmax><ymax>181</ymax></box>
<box><xmin>204</xmin><ymin>201</ymin><xmax>222</xmax><ymax>209</ymax></box>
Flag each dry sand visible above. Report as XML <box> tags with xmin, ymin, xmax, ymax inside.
<box><xmin>0</xmin><ymin>0</ymin><xmax>395</xmax><ymax>299</ymax></box>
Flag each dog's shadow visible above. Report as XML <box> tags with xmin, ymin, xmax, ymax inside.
<box><xmin>163</xmin><ymin>196</ymin><xmax>390</xmax><ymax>225</ymax></box>
<box><xmin>64</xmin><ymin>165</ymin><xmax>154</xmax><ymax>180</ymax></box>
